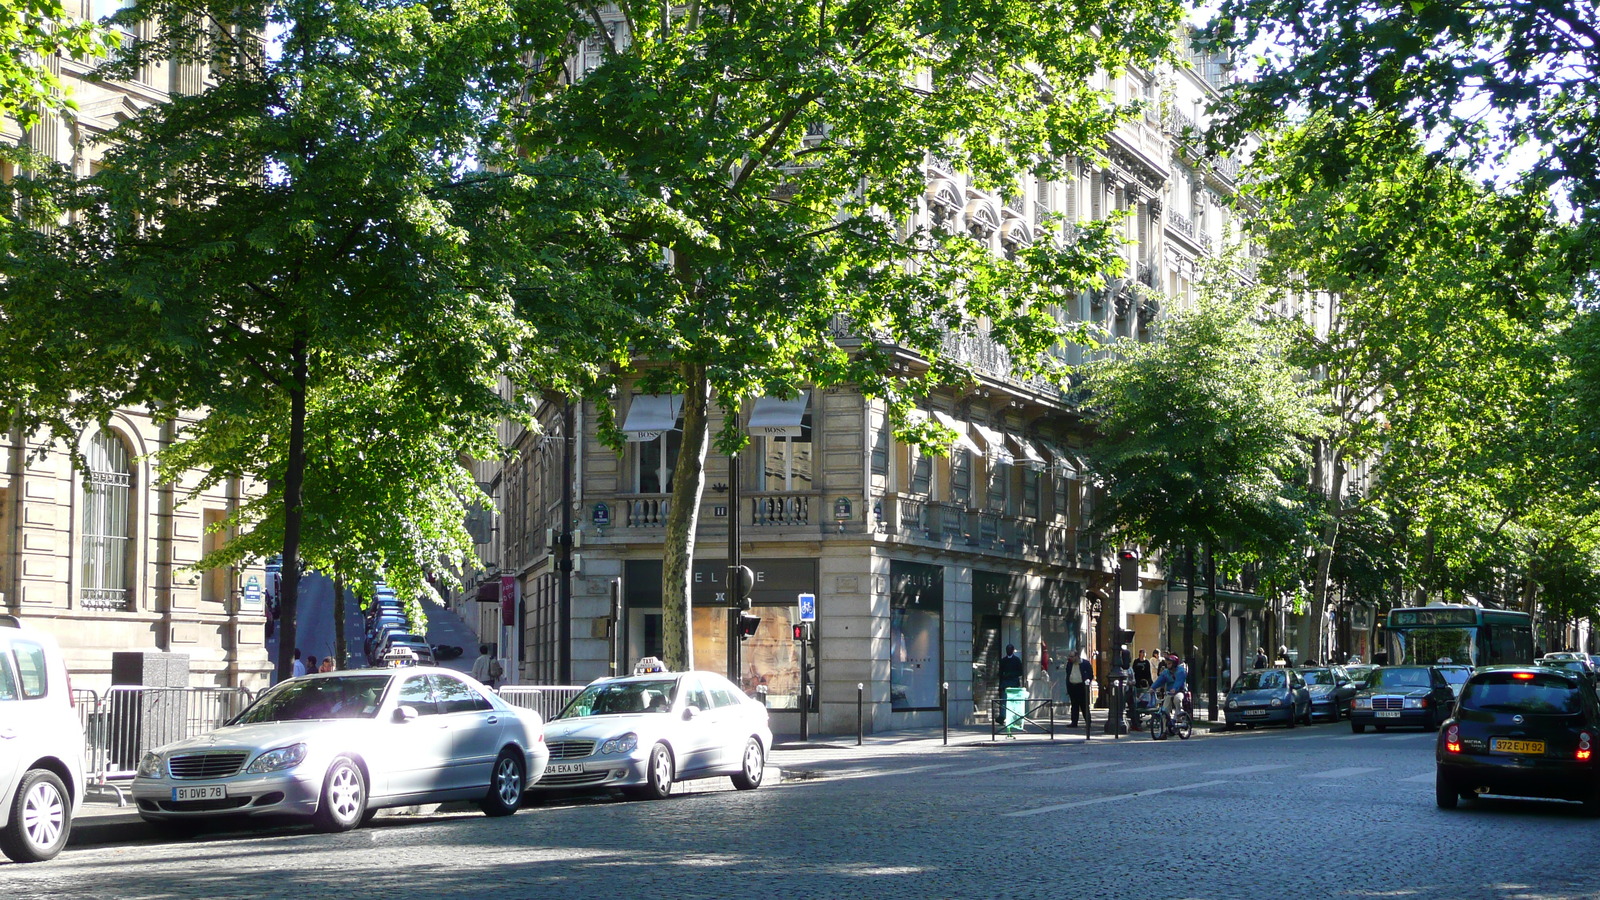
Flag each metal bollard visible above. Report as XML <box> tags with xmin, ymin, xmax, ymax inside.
<box><xmin>856</xmin><ymin>683</ymin><xmax>864</xmax><ymax>746</ymax></box>
<box><xmin>941</xmin><ymin>682</ymin><xmax>949</xmax><ymax>745</ymax></box>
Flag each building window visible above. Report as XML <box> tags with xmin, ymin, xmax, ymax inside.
<box><xmin>760</xmin><ymin>414</ymin><xmax>813</xmax><ymax>491</ymax></box>
<box><xmin>910</xmin><ymin>446</ymin><xmax>933</xmax><ymax>496</ymax></box>
<box><xmin>202</xmin><ymin>508</ymin><xmax>228</xmax><ymax>603</ymax></box>
<box><xmin>986</xmin><ymin>458</ymin><xmax>1009</xmax><ymax>513</ymax></box>
<box><xmin>80</xmin><ymin>429</ymin><xmax>133</xmax><ymax>610</ymax></box>
<box><xmin>950</xmin><ymin>448</ymin><xmax>972</xmax><ymax>506</ymax></box>
<box><xmin>1021</xmin><ymin>468</ymin><xmax>1041</xmax><ymax>519</ymax></box>
<box><xmin>635</xmin><ymin>432</ymin><xmax>681</xmax><ymax>493</ymax></box>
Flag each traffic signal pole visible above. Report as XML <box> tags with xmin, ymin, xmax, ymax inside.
<box><xmin>727</xmin><ymin>450</ymin><xmax>741</xmax><ymax>684</ymax></box>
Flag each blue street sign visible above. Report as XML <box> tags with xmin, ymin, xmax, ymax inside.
<box><xmin>243</xmin><ymin>575</ymin><xmax>263</xmax><ymax>607</ymax></box>
<box><xmin>798</xmin><ymin>593</ymin><xmax>816</xmax><ymax>623</ymax></box>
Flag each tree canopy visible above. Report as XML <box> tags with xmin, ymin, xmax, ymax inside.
<box><xmin>514</xmin><ymin>0</ymin><xmax>1186</xmax><ymax>669</ymax></box>
<box><xmin>0</xmin><ymin>0</ymin><xmax>114</xmax><ymax>130</ymax></box>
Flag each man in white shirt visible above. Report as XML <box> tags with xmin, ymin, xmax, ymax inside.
<box><xmin>291</xmin><ymin>649</ymin><xmax>306</xmax><ymax>678</ymax></box>
<box><xmin>471</xmin><ymin>645</ymin><xmax>493</xmax><ymax>683</ymax></box>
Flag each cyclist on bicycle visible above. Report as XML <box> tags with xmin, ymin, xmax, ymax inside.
<box><xmin>1149</xmin><ymin>654</ymin><xmax>1189</xmax><ymax>724</ymax></box>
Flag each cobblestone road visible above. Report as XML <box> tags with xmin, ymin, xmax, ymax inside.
<box><xmin>5</xmin><ymin>720</ymin><xmax>1598</xmax><ymax>900</ymax></box>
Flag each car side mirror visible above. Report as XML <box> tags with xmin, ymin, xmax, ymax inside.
<box><xmin>682</xmin><ymin>706</ymin><xmax>700</xmax><ymax>721</ymax></box>
<box><xmin>393</xmin><ymin>705</ymin><xmax>418</xmax><ymax>723</ymax></box>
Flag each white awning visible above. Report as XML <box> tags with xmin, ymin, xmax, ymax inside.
<box><xmin>621</xmin><ymin>394</ymin><xmax>682</xmax><ymax>442</ymax></box>
<box><xmin>970</xmin><ymin>423</ymin><xmax>1014</xmax><ymax>465</ymax></box>
<box><xmin>1039</xmin><ymin>441</ymin><xmax>1088</xmax><ymax>478</ymax></box>
<box><xmin>1009</xmin><ymin>434</ymin><xmax>1048</xmax><ymax>469</ymax></box>
<box><xmin>746</xmin><ymin>393</ymin><xmax>809</xmax><ymax>437</ymax></box>
<box><xmin>932</xmin><ymin>411</ymin><xmax>984</xmax><ymax>456</ymax></box>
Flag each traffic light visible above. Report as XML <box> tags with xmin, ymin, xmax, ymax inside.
<box><xmin>1118</xmin><ymin>549</ymin><xmax>1140</xmax><ymax>591</ymax></box>
<box><xmin>792</xmin><ymin>622</ymin><xmax>814</xmax><ymax>642</ymax></box>
<box><xmin>737</xmin><ymin>611</ymin><xmax>762</xmax><ymax>641</ymax></box>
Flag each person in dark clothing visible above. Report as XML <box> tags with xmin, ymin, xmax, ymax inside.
<box><xmin>1253</xmin><ymin>648</ymin><xmax>1268</xmax><ymax>669</ymax></box>
<box><xmin>1132</xmin><ymin>650</ymin><xmax>1153</xmax><ymax>689</ymax></box>
<box><xmin>1066</xmin><ymin>651</ymin><xmax>1093</xmax><ymax>727</ymax></box>
<box><xmin>998</xmin><ymin>644</ymin><xmax>1024</xmax><ymax>689</ymax></box>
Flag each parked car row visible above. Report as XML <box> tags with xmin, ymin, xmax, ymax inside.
<box><xmin>1222</xmin><ymin>662</ymin><xmax>1471</xmax><ymax>734</ymax></box>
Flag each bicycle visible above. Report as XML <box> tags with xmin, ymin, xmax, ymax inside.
<box><xmin>1147</xmin><ymin>689</ymin><xmax>1194</xmax><ymax>741</ymax></box>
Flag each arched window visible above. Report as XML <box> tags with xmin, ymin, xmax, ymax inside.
<box><xmin>81</xmin><ymin>430</ymin><xmax>133</xmax><ymax>610</ymax></box>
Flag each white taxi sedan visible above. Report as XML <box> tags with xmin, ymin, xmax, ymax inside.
<box><xmin>531</xmin><ymin>669</ymin><xmax>771</xmax><ymax>800</ymax></box>
<box><xmin>132</xmin><ymin>667</ymin><xmax>547</xmax><ymax>832</ymax></box>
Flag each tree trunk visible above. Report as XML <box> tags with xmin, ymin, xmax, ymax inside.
<box><xmin>1184</xmin><ymin>546</ymin><xmax>1196</xmax><ymax>667</ymax></box>
<box><xmin>333</xmin><ymin>573</ymin><xmax>347</xmax><ymax>670</ymax></box>
<box><xmin>659</xmin><ymin>364</ymin><xmax>712</xmax><ymax>672</ymax></box>
<box><xmin>1305</xmin><ymin>438</ymin><xmax>1344</xmax><ymax>659</ymax></box>
<box><xmin>1205</xmin><ymin>544</ymin><xmax>1218</xmax><ymax>720</ymax></box>
<box><xmin>275</xmin><ymin>338</ymin><xmax>308</xmax><ymax>683</ymax></box>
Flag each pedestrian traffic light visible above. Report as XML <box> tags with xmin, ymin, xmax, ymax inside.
<box><xmin>792</xmin><ymin>622</ymin><xmax>814</xmax><ymax>642</ymax></box>
<box><xmin>737</xmin><ymin>611</ymin><xmax>762</xmax><ymax>641</ymax></box>
<box><xmin>1118</xmin><ymin>549</ymin><xmax>1140</xmax><ymax>591</ymax></box>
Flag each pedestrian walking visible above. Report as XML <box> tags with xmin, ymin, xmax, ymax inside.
<box><xmin>1066</xmin><ymin>650</ymin><xmax>1093</xmax><ymax>728</ymax></box>
<box><xmin>292</xmin><ymin>649</ymin><xmax>306</xmax><ymax>678</ymax></box>
<box><xmin>998</xmin><ymin>644</ymin><xmax>1024</xmax><ymax>689</ymax></box>
<box><xmin>1254</xmin><ymin>647</ymin><xmax>1268</xmax><ymax>669</ymax></box>
<box><xmin>305</xmin><ymin>655</ymin><xmax>318</xmax><ymax>674</ymax></box>
<box><xmin>319</xmin><ymin>656</ymin><xmax>336</xmax><ymax>673</ymax></box>
<box><xmin>472</xmin><ymin>644</ymin><xmax>494</xmax><ymax>683</ymax></box>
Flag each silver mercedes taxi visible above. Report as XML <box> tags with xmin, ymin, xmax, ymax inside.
<box><xmin>131</xmin><ymin>666</ymin><xmax>548</xmax><ymax>832</ymax></box>
<box><xmin>530</xmin><ymin>660</ymin><xmax>772</xmax><ymax>800</ymax></box>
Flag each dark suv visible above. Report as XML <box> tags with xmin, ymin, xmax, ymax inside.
<box><xmin>1435</xmin><ymin>666</ymin><xmax>1600</xmax><ymax>813</ymax></box>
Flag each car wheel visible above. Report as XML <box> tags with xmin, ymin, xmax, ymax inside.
<box><xmin>312</xmin><ymin>757</ymin><xmax>368</xmax><ymax>833</ymax></box>
<box><xmin>481</xmin><ymin>750</ymin><xmax>525</xmax><ymax>817</ymax></box>
<box><xmin>1286</xmin><ymin>709</ymin><xmax>1295</xmax><ymax>729</ymax></box>
<box><xmin>731</xmin><ymin>738</ymin><xmax>765</xmax><ymax>790</ymax></box>
<box><xmin>0</xmin><ymin>769</ymin><xmax>72</xmax><ymax>863</ymax></box>
<box><xmin>624</xmin><ymin>744</ymin><xmax>674</xmax><ymax>801</ymax></box>
<box><xmin>1435</xmin><ymin>771</ymin><xmax>1459</xmax><ymax>810</ymax></box>
<box><xmin>1331</xmin><ymin>703</ymin><xmax>1341</xmax><ymax>723</ymax></box>
<box><xmin>1351</xmin><ymin>722</ymin><xmax>1365</xmax><ymax>734</ymax></box>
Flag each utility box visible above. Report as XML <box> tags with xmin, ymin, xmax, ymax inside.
<box><xmin>106</xmin><ymin>651</ymin><xmax>191</xmax><ymax>771</ymax></box>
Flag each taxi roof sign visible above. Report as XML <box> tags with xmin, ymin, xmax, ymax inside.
<box><xmin>633</xmin><ymin>656</ymin><xmax>668</xmax><ymax>675</ymax></box>
<box><xmin>384</xmin><ymin>645</ymin><xmax>419</xmax><ymax>667</ymax></box>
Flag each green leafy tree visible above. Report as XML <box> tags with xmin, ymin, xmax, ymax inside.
<box><xmin>0</xmin><ymin>0</ymin><xmax>650</xmax><ymax>680</ymax></box>
<box><xmin>1243</xmin><ymin>114</ymin><xmax>1575</xmax><ymax>657</ymax></box>
<box><xmin>514</xmin><ymin>0</ymin><xmax>1185</xmax><ymax>670</ymax></box>
<box><xmin>1084</xmin><ymin>259</ymin><xmax>1324</xmax><ymax>695</ymax></box>
<box><xmin>0</xmin><ymin>0</ymin><xmax>115</xmax><ymax>130</ymax></box>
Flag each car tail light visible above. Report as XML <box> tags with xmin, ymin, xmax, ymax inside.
<box><xmin>1514</xmin><ymin>672</ymin><xmax>1535</xmax><ymax>680</ymax></box>
<box><xmin>1445</xmin><ymin>724</ymin><xmax>1460</xmax><ymax>754</ymax></box>
<box><xmin>1580</xmin><ymin>732</ymin><xmax>1592</xmax><ymax>761</ymax></box>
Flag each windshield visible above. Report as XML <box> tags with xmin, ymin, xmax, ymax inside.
<box><xmin>1232</xmin><ymin>671</ymin><xmax>1285</xmax><ymax>691</ymax></box>
<box><xmin>557</xmin><ymin>678</ymin><xmax>679</xmax><ymax>719</ymax></box>
<box><xmin>1541</xmin><ymin>660</ymin><xmax>1588</xmax><ymax>675</ymax></box>
<box><xmin>1438</xmin><ymin>667</ymin><xmax>1472</xmax><ymax>685</ymax></box>
<box><xmin>233</xmin><ymin>675</ymin><xmax>391</xmax><ymax>723</ymax></box>
<box><xmin>1368</xmin><ymin>668</ymin><xmax>1432</xmax><ymax>689</ymax></box>
<box><xmin>1346</xmin><ymin>666</ymin><xmax>1375</xmax><ymax>682</ymax></box>
<box><xmin>1391</xmin><ymin>627</ymin><xmax>1475</xmax><ymax>667</ymax></box>
<box><xmin>1460</xmin><ymin>673</ymin><xmax>1582</xmax><ymax>715</ymax></box>
<box><xmin>1300</xmin><ymin>669</ymin><xmax>1334</xmax><ymax>686</ymax></box>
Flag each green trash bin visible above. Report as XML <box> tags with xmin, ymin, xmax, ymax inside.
<box><xmin>1004</xmin><ymin>687</ymin><xmax>1028</xmax><ymax>733</ymax></box>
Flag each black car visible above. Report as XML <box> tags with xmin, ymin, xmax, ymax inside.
<box><xmin>1300</xmin><ymin>666</ymin><xmax>1358</xmax><ymax>722</ymax></box>
<box><xmin>1224</xmin><ymin>668</ymin><xmax>1312</xmax><ymax>729</ymax></box>
<box><xmin>1436</xmin><ymin>665</ymin><xmax>1600</xmax><ymax>813</ymax></box>
<box><xmin>1350</xmin><ymin>665</ymin><xmax>1455</xmax><ymax>732</ymax></box>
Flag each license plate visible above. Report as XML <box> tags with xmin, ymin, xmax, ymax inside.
<box><xmin>1492</xmin><ymin>739</ymin><xmax>1545</xmax><ymax>755</ymax></box>
<box><xmin>173</xmin><ymin>785</ymin><xmax>226</xmax><ymax>802</ymax></box>
<box><xmin>1244</xmin><ymin>710</ymin><xmax>1266</xmax><ymax>716</ymax></box>
<box><xmin>1376</xmin><ymin>711</ymin><xmax>1402</xmax><ymax>718</ymax></box>
<box><xmin>547</xmin><ymin>763</ymin><xmax>585</xmax><ymax>775</ymax></box>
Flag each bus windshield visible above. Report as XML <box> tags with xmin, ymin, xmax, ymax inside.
<box><xmin>1391</xmin><ymin>627</ymin><xmax>1475</xmax><ymax>667</ymax></box>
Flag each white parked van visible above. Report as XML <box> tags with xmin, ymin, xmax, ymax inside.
<box><xmin>0</xmin><ymin>616</ymin><xmax>86</xmax><ymax>862</ymax></box>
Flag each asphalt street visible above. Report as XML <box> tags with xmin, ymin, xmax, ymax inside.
<box><xmin>5</xmin><ymin>720</ymin><xmax>1598</xmax><ymax>900</ymax></box>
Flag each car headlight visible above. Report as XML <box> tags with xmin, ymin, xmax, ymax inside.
<box><xmin>1404</xmin><ymin>697</ymin><xmax>1427</xmax><ymax>709</ymax></box>
<box><xmin>600</xmin><ymin>733</ymin><xmax>638</xmax><ymax>755</ymax></box>
<box><xmin>136</xmin><ymin>752</ymin><xmax>165</xmax><ymax>778</ymax></box>
<box><xmin>1270</xmin><ymin>697</ymin><xmax>1282</xmax><ymax>707</ymax></box>
<box><xmin>245</xmin><ymin>743</ymin><xmax>308</xmax><ymax>774</ymax></box>
<box><xmin>1227</xmin><ymin>699</ymin><xmax>1237</xmax><ymax>709</ymax></box>
<box><xmin>1353</xmin><ymin>698</ymin><xmax>1372</xmax><ymax>709</ymax></box>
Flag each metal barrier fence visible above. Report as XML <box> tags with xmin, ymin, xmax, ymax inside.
<box><xmin>74</xmin><ymin>686</ymin><xmax>256</xmax><ymax>798</ymax></box>
<box><xmin>496</xmin><ymin>685</ymin><xmax>584</xmax><ymax>721</ymax></box>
